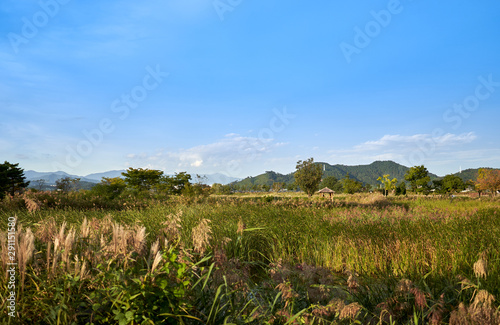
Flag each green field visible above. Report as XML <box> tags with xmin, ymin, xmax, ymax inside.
<box><xmin>1</xmin><ymin>192</ymin><xmax>499</xmax><ymax>324</ymax></box>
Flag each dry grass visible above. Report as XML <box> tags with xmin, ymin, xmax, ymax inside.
<box><xmin>473</xmin><ymin>252</ymin><xmax>488</xmax><ymax>279</ymax></box>
<box><xmin>0</xmin><ymin>196</ymin><xmax>498</xmax><ymax>324</ymax></box>
<box><xmin>339</xmin><ymin>302</ymin><xmax>362</xmax><ymax>320</ymax></box>
<box><xmin>18</xmin><ymin>226</ymin><xmax>35</xmax><ymax>285</ymax></box>
<box><xmin>159</xmin><ymin>211</ymin><xmax>182</xmax><ymax>245</ymax></box>
<box><xmin>22</xmin><ymin>194</ymin><xmax>40</xmax><ymax>213</ymax></box>
<box><xmin>450</xmin><ymin>290</ymin><xmax>500</xmax><ymax>325</ymax></box>
<box><xmin>191</xmin><ymin>218</ymin><xmax>212</xmax><ymax>255</ymax></box>
<box><xmin>2</xmin><ymin>216</ymin><xmax>156</xmax><ymax>283</ymax></box>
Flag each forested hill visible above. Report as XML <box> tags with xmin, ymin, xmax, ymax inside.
<box><xmin>235</xmin><ymin>171</ymin><xmax>295</xmax><ymax>188</ymax></box>
<box><xmin>320</xmin><ymin>160</ymin><xmax>438</xmax><ymax>185</ymax></box>
<box><xmin>233</xmin><ymin>161</ymin><xmax>440</xmax><ymax>187</ymax></box>
<box><xmin>455</xmin><ymin>168</ymin><xmax>479</xmax><ymax>183</ymax></box>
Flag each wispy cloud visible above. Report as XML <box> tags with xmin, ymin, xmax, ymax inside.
<box><xmin>325</xmin><ymin>132</ymin><xmax>481</xmax><ymax>169</ymax></box>
<box><xmin>354</xmin><ymin>132</ymin><xmax>477</xmax><ymax>151</ymax></box>
<box><xmin>126</xmin><ymin>134</ymin><xmax>284</xmax><ymax>176</ymax></box>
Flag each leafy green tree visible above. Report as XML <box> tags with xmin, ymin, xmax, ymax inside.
<box><xmin>0</xmin><ymin>161</ymin><xmax>30</xmax><ymax>198</ymax></box>
<box><xmin>172</xmin><ymin>172</ymin><xmax>192</xmax><ymax>194</ymax></box>
<box><xmin>182</xmin><ymin>182</ymin><xmax>210</xmax><ymax>197</ymax></box>
<box><xmin>181</xmin><ymin>174</ymin><xmax>208</xmax><ymax>197</ymax></box>
<box><xmin>362</xmin><ymin>183</ymin><xmax>372</xmax><ymax>193</ymax></box>
<box><xmin>55</xmin><ymin>177</ymin><xmax>71</xmax><ymax>192</ymax></box>
<box><xmin>71</xmin><ymin>178</ymin><xmax>81</xmax><ymax>191</ymax></box>
<box><xmin>286</xmin><ymin>182</ymin><xmax>298</xmax><ymax>192</ymax></box>
<box><xmin>341</xmin><ymin>173</ymin><xmax>362</xmax><ymax>194</ymax></box>
<box><xmin>395</xmin><ymin>181</ymin><xmax>407</xmax><ymax>196</ymax></box>
<box><xmin>55</xmin><ymin>177</ymin><xmax>81</xmax><ymax>192</ymax></box>
<box><xmin>211</xmin><ymin>183</ymin><xmax>222</xmax><ymax>194</ymax></box>
<box><xmin>377</xmin><ymin>174</ymin><xmax>397</xmax><ymax>196</ymax></box>
<box><xmin>404</xmin><ymin>165</ymin><xmax>431</xmax><ymax>194</ymax></box>
<box><xmin>91</xmin><ymin>177</ymin><xmax>127</xmax><ymax>199</ymax></box>
<box><xmin>158</xmin><ymin>172</ymin><xmax>192</xmax><ymax>195</ymax></box>
<box><xmin>122</xmin><ymin>168</ymin><xmax>164</xmax><ymax>191</ymax></box>
<box><xmin>272</xmin><ymin>182</ymin><xmax>284</xmax><ymax>193</ymax></box>
<box><xmin>33</xmin><ymin>179</ymin><xmax>47</xmax><ymax>191</ymax></box>
<box><xmin>441</xmin><ymin>174</ymin><xmax>466</xmax><ymax>194</ymax></box>
<box><xmin>212</xmin><ymin>183</ymin><xmax>232</xmax><ymax>195</ymax></box>
<box><xmin>319</xmin><ymin>176</ymin><xmax>343</xmax><ymax>193</ymax></box>
<box><xmin>432</xmin><ymin>179</ymin><xmax>443</xmax><ymax>194</ymax></box>
<box><xmin>294</xmin><ymin>158</ymin><xmax>323</xmax><ymax>197</ymax></box>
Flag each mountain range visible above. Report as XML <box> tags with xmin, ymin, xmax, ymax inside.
<box><xmin>233</xmin><ymin>161</ymin><xmax>482</xmax><ymax>188</ymax></box>
<box><xmin>25</xmin><ymin>170</ymin><xmax>241</xmax><ymax>187</ymax></box>
<box><xmin>23</xmin><ymin>161</ymin><xmax>487</xmax><ymax>190</ymax></box>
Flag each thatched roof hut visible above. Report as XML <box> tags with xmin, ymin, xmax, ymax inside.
<box><xmin>317</xmin><ymin>187</ymin><xmax>335</xmax><ymax>200</ymax></box>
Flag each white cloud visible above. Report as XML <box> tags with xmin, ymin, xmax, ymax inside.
<box><xmin>126</xmin><ymin>134</ymin><xmax>283</xmax><ymax>176</ymax></box>
<box><xmin>325</xmin><ymin>132</ymin><xmax>481</xmax><ymax>169</ymax></box>
<box><xmin>191</xmin><ymin>160</ymin><xmax>203</xmax><ymax>167</ymax></box>
<box><xmin>354</xmin><ymin>132</ymin><xmax>477</xmax><ymax>151</ymax></box>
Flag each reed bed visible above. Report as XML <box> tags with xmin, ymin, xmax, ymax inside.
<box><xmin>0</xmin><ymin>193</ymin><xmax>499</xmax><ymax>324</ymax></box>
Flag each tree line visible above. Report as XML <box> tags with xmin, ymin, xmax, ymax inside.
<box><xmin>293</xmin><ymin>158</ymin><xmax>500</xmax><ymax>197</ymax></box>
<box><xmin>1</xmin><ymin>160</ymin><xmax>500</xmax><ymax>199</ymax></box>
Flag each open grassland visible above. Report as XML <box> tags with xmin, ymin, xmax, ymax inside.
<box><xmin>1</xmin><ymin>193</ymin><xmax>499</xmax><ymax>324</ymax></box>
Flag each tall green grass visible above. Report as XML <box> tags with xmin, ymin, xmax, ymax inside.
<box><xmin>1</xmin><ymin>193</ymin><xmax>499</xmax><ymax>323</ymax></box>
<box><xmin>3</xmin><ymin>195</ymin><xmax>499</xmax><ymax>281</ymax></box>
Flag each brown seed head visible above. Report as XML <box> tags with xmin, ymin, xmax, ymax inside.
<box><xmin>340</xmin><ymin>302</ymin><xmax>361</xmax><ymax>320</ymax></box>
<box><xmin>473</xmin><ymin>257</ymin><xmax>488</xmax><ymax>279</ymax></box>
<box><xmin>192</xmin><ymin>218</ymin><xmax>212</xmax><ymax>255</ymax></box>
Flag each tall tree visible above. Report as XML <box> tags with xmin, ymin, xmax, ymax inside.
<box><xmin>341</xmin><ymin>173</ymin><xmax>363</xmax><ymax>194</ymax></box>
<box><xmin>475</xmin><ymin>168</ymin><xmax>500</xmax><ymax>196</ymax></box>
<box><xmin>294</xmin><ymin>158</ymin><xmax>323</xmax><ymax>197</ymax></box>
<box><xmin>91</xmin><ymin>177</ymin><xmax>127</xmax><ymax>199</ymax></box>
<box><xmin>395</xmin><ymin>181</ymin><xmax>407</xmax><ymax>196</ymax></box>
<box><xmin>404</xmin><ymin>165</ymin><xmax>431</xmax><ymax>194</ymax></box>
<box><xmin>319</xmin><ymin>176</ymin><xmax>343</xmax><ymax>193</ymax></box>
<box><xmin>272</xmin><ymin>182</ymin><xmax>284</xmax><ymax>193</ymax></box>
<box><xmin>377</xmin><ymin>174</ymin><xmax>397</xmax><ymax>196</ymax></box>
<box><xmin>55</xmin><ymin>177</ymin><xmax>75</xmax><ymax>193</ymax></box>
<box><xmin>432</xmin><ymin>179</ymin><xmax>444</xmax><ymax>194</ymax></box>
<box><xmin>158</xmin><ymin>172</ymin><xmax>192</xmax><ymax>195</ymax></box>
<box><xmin>122</xmin><ymin>168</ymin><xmax>164</xmax><ymax>191</ymax></box>
<box><xmin>441</xmin><ymin>174</ymin><xmax>466</xmax><ymax>194</ymax></box>
<box><xmin>0</xmin><ymin>161</ymin><xmax>30</xmax><ymax>198</ymax></box>
<box><xmin>33</xmin><ymin>179</ymin><xmax>47</xmax><ymax>191</ymax></box>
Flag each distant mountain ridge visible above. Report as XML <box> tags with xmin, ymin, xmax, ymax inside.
<box><xmin>22</xmin><ymin>162</ymin><xmax>487</xmax><ymax>189</ymax></box>
<box><xmin>198</xmin><ymin>173</ymin><xmax>242</xmax><ymax>185</ymax></box>
<box><xmin>232</xmin><ymin>161</ymin><xmax>484</xmax><ymax>188</ymax></box>
<box><xmin>85</xmin><ymin>170</ymin><xmax>127</xmax><ymax>181</ymax></box>
<box><xmin>24</xmin><ymin>170</ymin><xmax>98</xmax><ymax>184</ymax></box>
<box><xmin>24</xmin><ymin>170</ymin><xmax>240</xmax><ymax>186</ymax></box>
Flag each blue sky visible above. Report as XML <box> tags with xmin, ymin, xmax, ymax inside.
<box><xmin>1</xmin><ymin>0</ymin><xmax>500</xmax><ymax>178</ymax></box>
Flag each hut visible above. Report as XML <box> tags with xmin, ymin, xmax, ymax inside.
<box><xmin>317</xmin><ymin>187</ymin><xmax>335</xmax><ymax>201</ymax></box>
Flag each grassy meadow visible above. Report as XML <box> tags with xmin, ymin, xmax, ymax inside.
<box><xmin>1</xmin><ymin>191</ymin><xmax>499</xmax><ymax>324</ymax></box>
